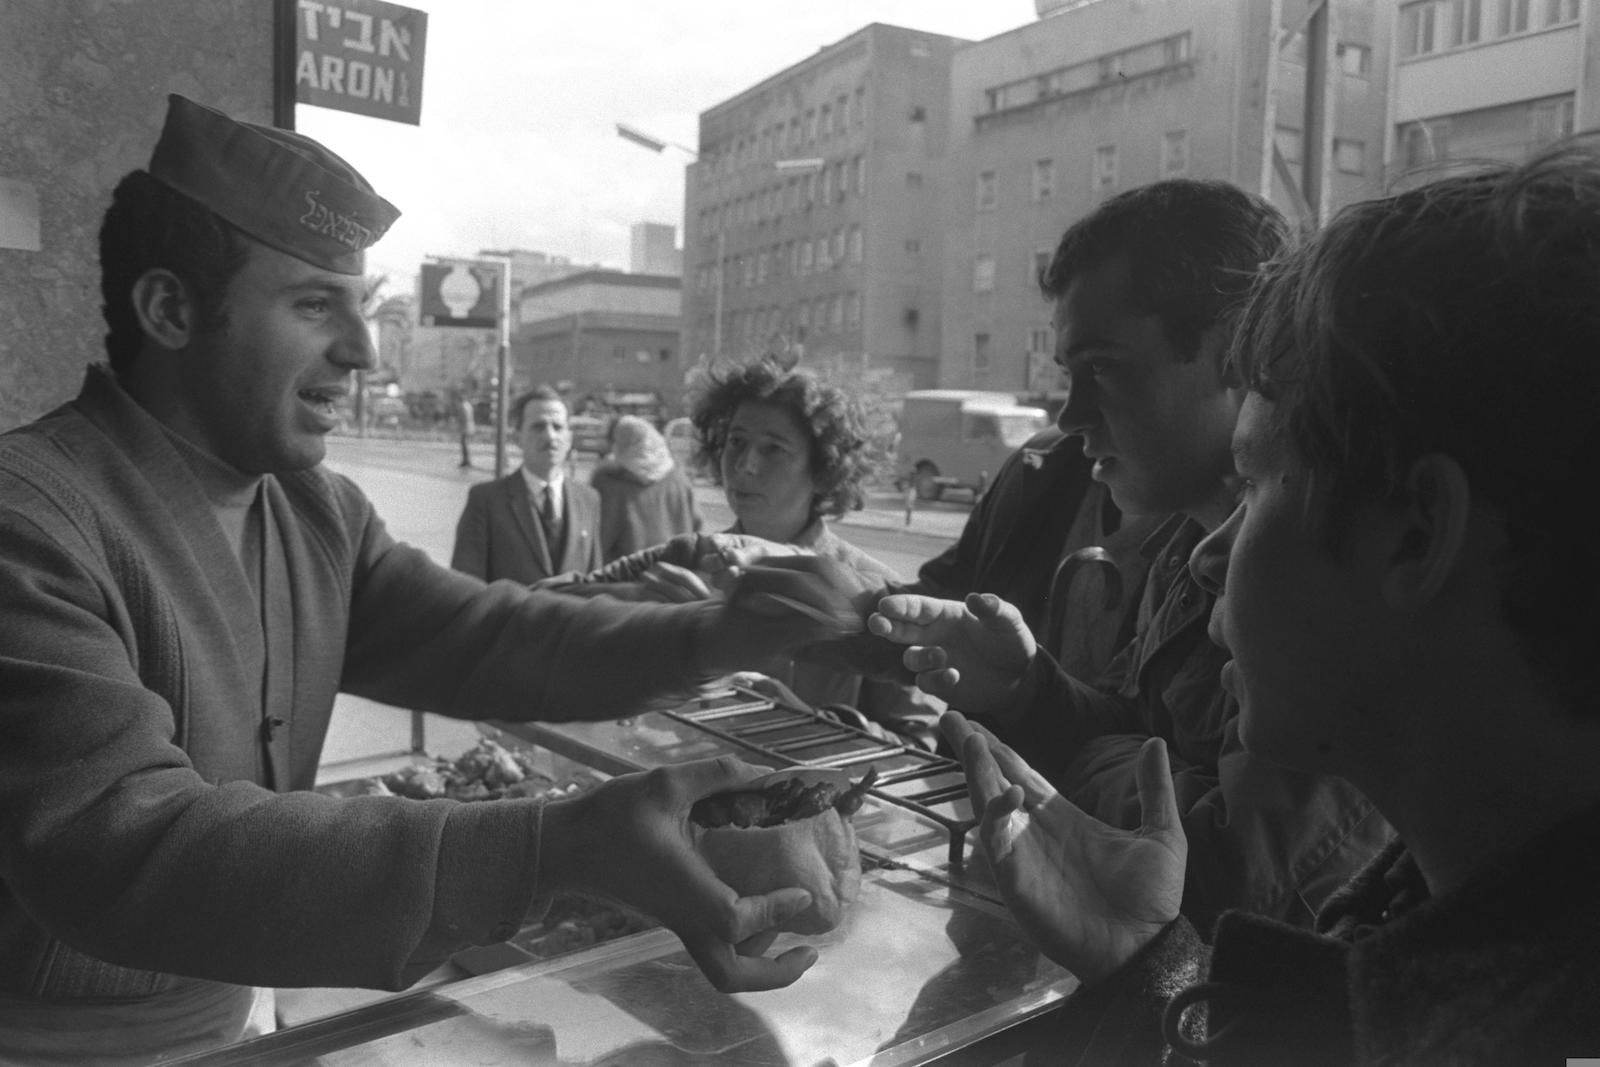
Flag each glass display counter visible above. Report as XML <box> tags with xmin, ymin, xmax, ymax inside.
<box><xmin>167</xmin><ymin>689</ymin><xmax>1079</xmax><ymax>1065</ymax></box>
<box><xmin>170</xmin><ymin>865</ymin><xmax>1073</xmax><ymax>1066</ymax></box>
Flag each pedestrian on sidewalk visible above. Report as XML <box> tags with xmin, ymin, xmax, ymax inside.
<box><xmin>455</xmin><ymin>391</ymin><xmax>475</xmax><ymax>468</ymax></box>
<box><xmin>591</xmin><ymin>415</ymin><xmax>702</xmax><ymax>563</ymax></box>
<box><xmin>451</xmin><ymin>385</ymin><xmax>601</xmax><ymax>583</ymax></box>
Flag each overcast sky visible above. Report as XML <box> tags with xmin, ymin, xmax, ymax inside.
<box><xmin>296</xmin><ymin>1</ymin><xmax>1038</xmax><ymax>293</ymax></box>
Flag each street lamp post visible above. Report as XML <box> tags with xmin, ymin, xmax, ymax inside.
<box><xmin>615</xmin><ymin>122</ymin><xmax>823</xmax><ymax>363</ymax></box>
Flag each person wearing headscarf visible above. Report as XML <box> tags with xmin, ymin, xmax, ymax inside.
<box><xmin>590</xmin><ymin>415</ymin><xmax>702</xmax><ymax>562</ymax></box>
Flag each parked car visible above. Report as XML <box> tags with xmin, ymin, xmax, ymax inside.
<box><xmin>663</xmin><ymin>417</ymin><xmax>698</xmax><ymax>474</ymax></box>
<box><xmin>569</xmin><ymin>414</ymin><xmax>611</xmax><ymax>456</ymax></box>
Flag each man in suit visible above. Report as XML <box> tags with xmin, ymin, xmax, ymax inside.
<box><xmin>451</xmin><ymin>386</ymin><xmax>602</xmax><ymax>582</ymax></box>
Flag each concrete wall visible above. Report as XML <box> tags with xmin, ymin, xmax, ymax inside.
<box><xmin>0</xmin><ymin>0</ymin><xmax>274</xmax><ymax>432</ymax></box>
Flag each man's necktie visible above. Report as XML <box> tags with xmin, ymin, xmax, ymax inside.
<box><xmin>539</xmin><ymin>485</ymin><xmax>556</xmax><ymax>537</ymax></box>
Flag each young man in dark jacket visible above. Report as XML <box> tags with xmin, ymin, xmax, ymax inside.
<box><xmin>932</xmin><ymin>142</ymin><xmax>1600</xmax><ymax>1063</ymax></box>
<box><xmin>870</xmin><ymin>181</ymin><xmax>1389</xmax><ymax>933</ymax></box>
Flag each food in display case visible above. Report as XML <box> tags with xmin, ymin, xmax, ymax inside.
<box><xmin>342</xmin><ymin>737</ymin><xmax>659</xmax><ymax>965</ymax></box>
<box><xmin>690</xmin><ymin>767</ymin><xmax>877</xmax><ymax>935</ymax></box>
<box><xmin>356</xmin><ymin>737</ymin><xmax>603</xmax><ymax>802</ymax></box>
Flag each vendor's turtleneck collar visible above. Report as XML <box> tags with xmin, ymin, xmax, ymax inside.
<box><xmin>155</xmin><ymin>422</ymin><xmax>262</xmax><ymax>511</ymax></box>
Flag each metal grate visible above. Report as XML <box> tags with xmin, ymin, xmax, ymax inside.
<box><xmin>663</xmin><ymin>686</ymin><xmax>977</xmax><ymax>867</ymax></box>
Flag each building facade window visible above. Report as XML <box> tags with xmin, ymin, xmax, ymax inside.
<box><xmin>1530</xmin><ymin>95</ymin><xmax>1577</xmax><ymax>147</ymax></box>
<box><xmin>1092</xmin><ymin>145</ymin><xmax>1119</xmax><ymax>192</ymax></box>
<box><xmin>1032</xmin><ymin>158</ymin><xmax>1055</xmax><ymax>201</ymax></box>
<box><xmin>1334</xmin><ymin>138</ymin><xmax>1367</xmax><ymax>174</ymax></box>
<box><xmin>907</xmin><ymin>171</ymin><xmax>923</xmax><ymax>188</ymax></box>
<box><xmin>1399</xmin><ymin>1</ymin><xmax>1441</xmax><ymax>56</ymax></box>
<box><xmin>972</xmin><ymin>333</ymin><xmax>992</xmax><ymax>373</ymax></box>
<box><xmin>977</xmin><ymin>169</ymin><xmax>998</xmax><ymax>211</ymax></box>
<box><xmin>849</xmin><ymin>225</ymin><xmax>863</xmax><ymax>263</ymax></box>
<box><xmin>1276</xmin><ymin>126</ymin><xmax>1304</xmax><ymax>165</ymax></box>
<box><xmin>855</xmin><ymin>155</ymin><xmax>866</xmax><ymax>194</ymax></box>
<box><xmin>845</xmin><ymin>292</ymin><xmax>861</xmax><ymax>327</ymax></box>
<box><xmin>1161</xmin><ymin>130</ymin><xmax>1190</xmax><ymax>176</ymax></box>
<box><xmin>1398</xmin><ymin>119</ymin><xmax>1451</xmax><ymax>169</ymax></box>
<box><xmin>973</xmin><ymin>253</ymin><xmax>996</xmax><ymax>293</ymax></box>
<box><xmin>1499</xmin><ymin>0</ymin><xmax>1531</xmax><ymax>33</ymax></box>
<box><xmin>1338</xmin><ymin>42</ymin><xmax>1373</xmax><ymax>76</ymax></box>
<box><xmin>1546</xmin><ymin>0</ymin><xmax>1581</xmax><ymax>25</ymax></box>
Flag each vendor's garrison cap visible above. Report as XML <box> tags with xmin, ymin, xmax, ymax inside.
<box><xmin>147</xmin><ymin>94</ymin><xmax>399</xmax><ymax>275</ymax></box>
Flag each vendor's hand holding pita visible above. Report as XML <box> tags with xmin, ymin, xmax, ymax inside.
<box><xmin>867</xmin><ymin>593</ymin><xmax>1035</xmax><ymax>716</ymax></box>
<box><xmin>690</xmin><ymin>556</ymin><xmax>863</xmax><ymax>677</ymax></box>
<box><xmin>538</xmin><ymin>757</ymin><xmax>819</xmax><ymax>992</ymax></box>
<box><xmin>703</xmin><ymin>535</ymin><xmax>811</xmax><ymax>575</ymax></box>
<box><xmin>942</xmin><ymin>713</ymin><xmax>1186</xmax><ymax>985</ymax></box>
<box><xmin>637</xmin><ymin>535</ymin><xmax>812</xmax><ymax>604</ymax></box>
<box><xmin>638</xmin><ymin>560</ymin><xmax>717</xmax><ymax>603</ymax></box>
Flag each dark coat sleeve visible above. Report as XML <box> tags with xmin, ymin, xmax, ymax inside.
<box><xmin>450</xmin><ymin>482</ymin><xmax>491</xmax><ymax>579</ymax></box>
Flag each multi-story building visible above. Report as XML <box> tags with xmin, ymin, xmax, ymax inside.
<box><xmin>1386</xmin><ymin>0</ymin><xmax>1593</xmax><ymax>179</ymax></box>
<box><xmin>630</xmin><ymin>222</ymin><xmax>683</xmax><ymax>275</ymax></box>
<box><xmin>683</xmin><ymin>23</ymin><xmax>968</xmax><ymax>391</ymax></box>
<box><xmin>512</xmin><ymin>269</ymin><xmax>684</xmax><ymax>414</ymax></box>
<box><xmin>939</xmin><ymin>0</ymin><xmax>1390</xmax><ymax>395</ymax></box>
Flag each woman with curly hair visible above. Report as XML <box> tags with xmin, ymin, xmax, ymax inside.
<box><xmin>543</xmin><ymin>359</ymin><xmax>940</xmax><ymax>748</ymax></box>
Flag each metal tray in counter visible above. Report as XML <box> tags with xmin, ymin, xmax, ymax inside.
<box><xmin>168</xmin><ymin>858</ymin><xmax>1075</xmax><ymax>1067</ymax></box>
<box><xmin>498</xmin><ymin>684</ymin><xmax>981</xmax><ymax>871</ymax></box>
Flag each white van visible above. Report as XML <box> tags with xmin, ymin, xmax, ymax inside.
<box><xmin>895</xmin><ymin>390</ymin><xmax>1049</xmax><ymax>501</ymax></box>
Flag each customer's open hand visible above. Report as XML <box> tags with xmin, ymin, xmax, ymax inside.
<box><xmin>943</xmin><ymin>712</ymin><xmax>1185</xmax><ymax>985</ymax></box>
<box><xmin>868</xmin><ymin>593</ymin><xmax>1035</xmax><ymax>716</ymax></box>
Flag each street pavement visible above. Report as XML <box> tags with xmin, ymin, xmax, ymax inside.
<box><xmin>316</xmin><ymin>433</ymin><xmax>970</xmax><ymax>773</ymax></box>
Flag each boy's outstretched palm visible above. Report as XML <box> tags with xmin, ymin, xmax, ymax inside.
<box><xmin>868</xmin><ymin>592</ymin><xmax>1035</xmax><ymax>715</ymax></box>
<box><xmin>942</xmin><ymin>712</ymin><xmax>1186</xmax><ymax>986</ymax></box>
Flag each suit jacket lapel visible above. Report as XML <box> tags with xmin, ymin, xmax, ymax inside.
<box><xmin>505</xmin><ymin>474</ymin><xmax>553</xmax><ymax>574</ymax></box>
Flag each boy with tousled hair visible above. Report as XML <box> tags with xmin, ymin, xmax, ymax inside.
<box><xmin>930</xmin><ymin>141</ymin><xmax>1600</xmax><ymax>1064</ymax></box>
